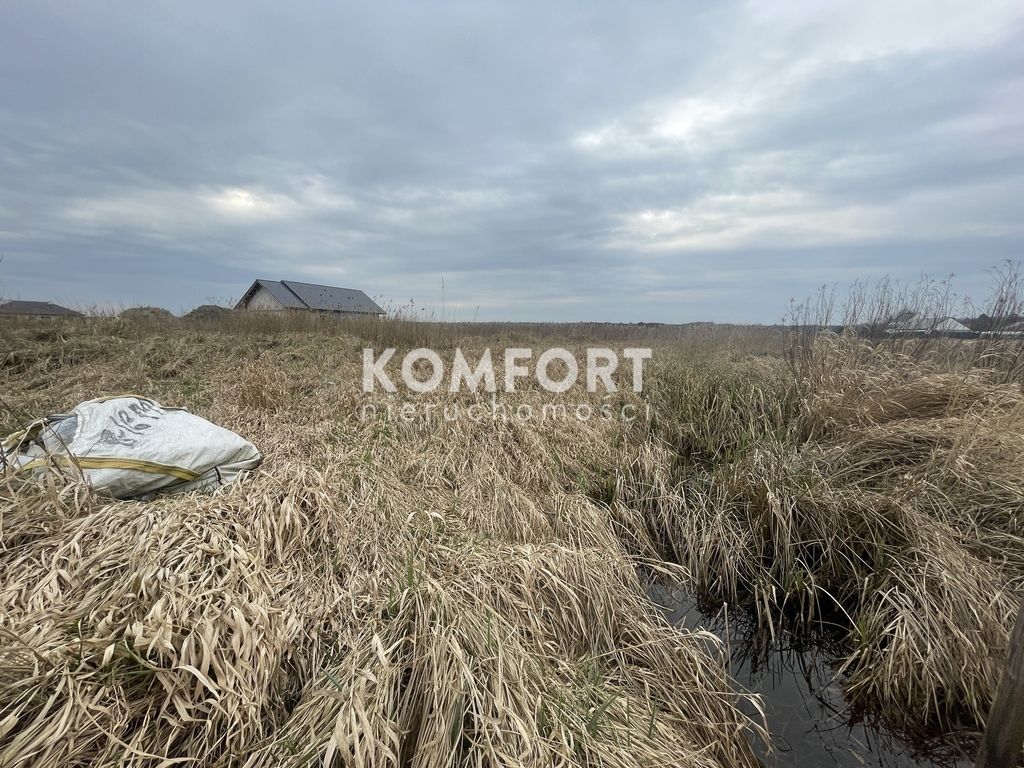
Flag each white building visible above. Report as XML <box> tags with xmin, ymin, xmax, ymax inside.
<box><xmin>885</xmin><ymin>314</ymin><xmax>973</xmax><ymax>336</ymax></box>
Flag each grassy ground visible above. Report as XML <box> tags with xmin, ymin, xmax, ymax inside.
<box><xmin>1</xmin><ymin>313</ymin><xmax>1022</xmax><ymax>765</ymax></box>
<box><xmin>0</xmin><ymin>318</ymin><xmax>767</xmax><ymax>767</ymax></box>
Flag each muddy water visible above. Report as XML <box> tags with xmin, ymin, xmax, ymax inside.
<box><xmin>647</xmin><ymin>583</ymin><xmax>970</xmax><ymax>768</ymax></box>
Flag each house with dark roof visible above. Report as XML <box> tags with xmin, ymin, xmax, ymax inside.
<box><xmin>0</xmin><ymin>300</ymin><xmax>83</xmax><ymax>319</ymax></box>
<box><xmin>235</xmin><ymin>280</ymin><xmax>385</xmax><ymax>317</ymax></box>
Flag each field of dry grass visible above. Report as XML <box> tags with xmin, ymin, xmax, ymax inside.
<box><xmin>1</xmin><ymin>309</ymin><xmax>1023</xmax><ymax>766</ymax></box>
<box><xmin>0</xmin><ymin>318</ymin><xmax>770</xmax><ymax>767</ymax></box>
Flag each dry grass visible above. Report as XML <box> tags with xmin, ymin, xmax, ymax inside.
<box><xmin>0</xmin><ymin>321</ymin><xmax>765</xmax><ymax>767</ymax></box>
<box><xmin>5</xmin><ymin>305</ymin><xmax>1024</xmax><ymax>763</ymax></box>
<box><xmin>646</xmin><ymin>334</ymin><xmax>1024</xmax><ymax>739</ymax></box>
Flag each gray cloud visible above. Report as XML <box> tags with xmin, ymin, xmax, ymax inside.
<box><xmin>1</xmin><ymin>0</ymin><xmax>1022</xmax><ymax>321</ymax></box>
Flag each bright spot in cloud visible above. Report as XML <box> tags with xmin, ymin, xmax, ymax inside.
<box><xmin>205</xmin><ymin>187</ymin><xmax>295</xmax><ymax>219</ymax></box>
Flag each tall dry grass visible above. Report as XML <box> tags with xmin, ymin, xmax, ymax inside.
<box><xmin>0</xmin><ymin>323</ymin><xmax>765</xmax><ymax>766</ymax></box>
<box><xmin>645</xmin><ymin>333</ymin><xmax>1024</xmax><ymax>739</ymax></box>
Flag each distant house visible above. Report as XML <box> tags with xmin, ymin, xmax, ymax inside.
<box><xmin>235</xmin><ymin>279</ymin><xmax>385</xmax><ymax>318</ymax></box>
<box><xmin>0</xmin><ymin>300</ymin><xmax>83</xmax><ymax>319</ymax></box>
<box><xmin>983</xmin><ymin>319</ymin><xmax>1024</xmax><ymax>339</ymax></box>
<box><xmin>885</xmin><ymin>314</ymin><xmax>974</xmax><ymax>337</ymax></box>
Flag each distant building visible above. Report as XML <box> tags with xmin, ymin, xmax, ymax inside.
<box><xmin>885</xmin><ymin>314</ymin><xmax>974</xmax><ymax>337</ymax></box>
<box><xmin>235</xmin><ymin>279</ymin><xmax>385</xmax><ymax>318</ymax></box>
<box><xmin>983</xmin><ymin>319</ymin><xmax>1024</xmax><ymax>339</ymax></box>
<box><xmin>0</xmin><ymin>300</ymin><xmax>83</xmax><ymax>319</ymax></box>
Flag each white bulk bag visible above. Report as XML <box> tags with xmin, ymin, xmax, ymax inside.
<box><xmin>2</xmin><ymin>395</ymin><xmax>262</xmax><ymax>499</ymax></box>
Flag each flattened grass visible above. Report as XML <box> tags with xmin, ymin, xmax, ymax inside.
<box><xmin>0</xmin><ymin>323</ymin><xmax>764</xmax><ymax>767</ymax></box>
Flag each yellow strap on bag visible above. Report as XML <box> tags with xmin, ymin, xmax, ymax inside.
<box><xmin>16</xmin><ymin>455</ymin><xmax>201</xmax><ymax>482</ymax></box>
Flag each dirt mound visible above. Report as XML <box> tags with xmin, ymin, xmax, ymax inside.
<box><xmin>184</xmin><ymin>304</ymin><xmax>232</xmax><ymax>321</ymax></box>
<box><xmin>119</xmin><ymin>306</ymin><xmax>176</xmax><ymax>321</ymax></box>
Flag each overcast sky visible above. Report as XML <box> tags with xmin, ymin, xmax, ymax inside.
<box><xmin>1</xmin><ymin>1</ymin><xmax>1022</xmax><ymax>322</ymax></box>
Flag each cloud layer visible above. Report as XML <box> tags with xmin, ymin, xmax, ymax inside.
<box><xmin>1</xmin><ymin>1</ymin><xmax>1022</xmax><ymax>321</ymax></box>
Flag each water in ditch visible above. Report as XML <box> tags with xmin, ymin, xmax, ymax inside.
<box><xmin>647</xmin><ymin>583</ymin><xmax>971</xmax><ymax>768</ymax></box>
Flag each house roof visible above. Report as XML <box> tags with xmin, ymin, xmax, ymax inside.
<box><xmin>281</xmin><ymin>280</ymin><xmax>385</xmax><ymax>314</ymax></box>
<box><xmin>0</xmin><ymin>300</ymin><xmax>82</xmax><ymax>316</ymax></box>
<box><xmin>238</xmin><ymin>279</ymin><xmax>385</xmax><ymax>314</ymax></box>
<box><xmin>252</xmin><ymin>279</ymin><xmax>306</xmax><ymax>309</ymax></box>
<box><xmin>887</xmin><ymin>314</ymin><xmax>971</xmax><ymax>333</ymax></box>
